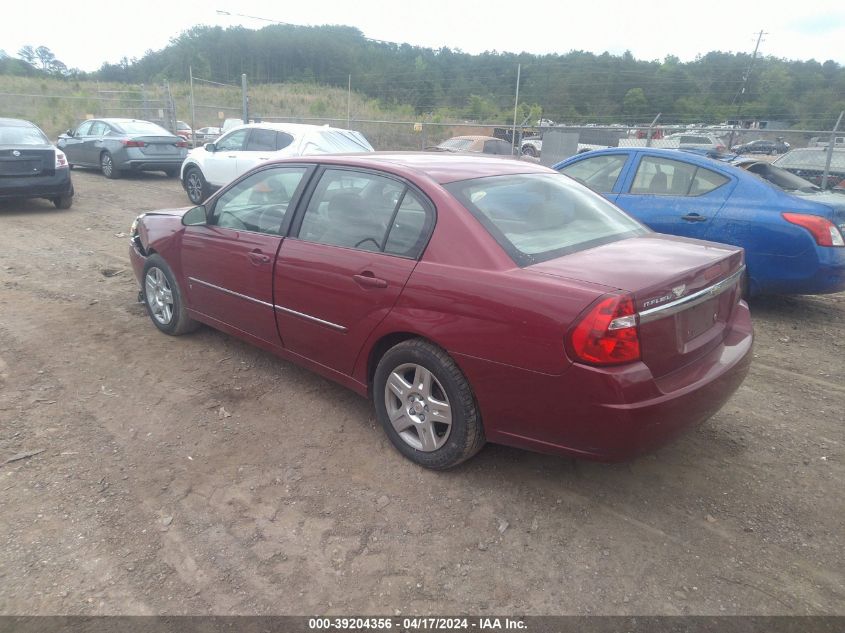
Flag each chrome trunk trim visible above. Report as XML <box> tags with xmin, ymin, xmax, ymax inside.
<box><xmin>638</xmin><ymin>266</ymin><xmax>745</xmax><ymax>324</ymax></box>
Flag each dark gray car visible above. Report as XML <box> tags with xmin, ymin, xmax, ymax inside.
<box><xmin>57</xmin><ymin>118</ymin><xmax>187</xmax><ymax>179</ymax></box>
<box><xmin>1</xmin><ymin>117</ymin><xmax>74</xmax><ymax>208</ymax></box>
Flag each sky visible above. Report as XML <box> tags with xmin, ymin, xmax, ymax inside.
<box><xmin>3</xmin><ymin>0</ymin><xmax>845</xmax><ymax>72</ymax></box>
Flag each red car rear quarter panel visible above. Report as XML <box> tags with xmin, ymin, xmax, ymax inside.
<box><xmin>390</xmin><ymin>263</ymin><xmax>605</xmax><ymax>375</ymax></box>
<box><xmin>458</xmin><ymin>301</ymin><xmax>752</xmax><ymax>460</ymax></box>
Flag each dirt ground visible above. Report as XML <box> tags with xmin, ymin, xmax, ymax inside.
<box><xmin>0</xmin><ymin>170</ymin><xmax>843</xmax><ymax>616</ymax></box>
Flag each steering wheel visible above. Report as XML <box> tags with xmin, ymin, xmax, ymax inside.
<box><xmin>218</xmin><ymin>211</ymin><xmax>248</xmax><ymax>230</ymax></box>
<box><xmin>255</xmin><ymin>204</ymin><xmax>286</xmax><ymax>234</ymax></box>
<box><xmin>354</xmin><ymin>237</ymin><xmax>381</xmax><ymax>250</ymax></box>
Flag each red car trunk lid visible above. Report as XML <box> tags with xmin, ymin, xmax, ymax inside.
<box><xmin>528</xmin><ymin>233</ymin><xmax>745</xmax><ymax>378</ymax></box>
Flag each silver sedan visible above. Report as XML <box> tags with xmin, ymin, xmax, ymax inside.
<box><xmin>58</xmin><ymin>118</ymin><xmax>187</xmax><ymax>179</ymax></box>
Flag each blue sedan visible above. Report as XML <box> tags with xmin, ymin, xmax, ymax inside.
<box><xmin>554</xmin><ymin>148</ymin><xmax>845</xmax><ymax>296</ymax></box>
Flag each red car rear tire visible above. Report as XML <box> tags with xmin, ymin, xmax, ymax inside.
<box><xmin>374</xmin><ymin>339</ymin><xmax>485</xmax><ymax>469</ymax></box>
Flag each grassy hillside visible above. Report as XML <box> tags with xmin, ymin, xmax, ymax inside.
<box><xmin>0</xmin><ymin>76</ymin><xmax>470</xmax><ymax>149</ymax></box>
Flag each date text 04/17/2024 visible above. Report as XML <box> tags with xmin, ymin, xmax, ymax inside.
<box><xmin>308</xmin><ymin>617</ymin><xmax>527</xmax><ymax>630</ymax></box>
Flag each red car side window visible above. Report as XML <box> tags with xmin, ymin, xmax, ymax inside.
<box><xmin>210</xmin><ymin>167</ymin><xmax>307</xmax><ymax>235</ymax></box>
<box><xmin>296</xmin><ymin>169</ymin><xmax>435</xmax><ymax>259</ymax></box>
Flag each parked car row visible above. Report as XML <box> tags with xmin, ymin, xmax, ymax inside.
<box><xmin>1</xmin><ymin>116</ymin><xmax>376</xmax><ymax>209</ymax></box>
<box><xmin>45</xmin><ymin>116</ymin><xmax>378</xmax><ymax>205</ymax></box>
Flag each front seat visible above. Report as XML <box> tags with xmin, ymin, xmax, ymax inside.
<box><xmin>649</xmin><ymin>171</ymin><xmax>668</xmax><ymax>194</ymax></box>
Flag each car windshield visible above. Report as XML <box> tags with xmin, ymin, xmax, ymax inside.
<box><xmin>114</xmin><ymin>120</ymin><xmax>171</xmax><ymax>136</ymax></box>
<box><xmin>301</xmin><ymin>129</ymin><xmax>374</xmax><ymax>154</ymax></box>
<box><xmin>437</xmin><ymin>138</ymin><xmax>475</xmax><ymax>151</ymax></box>
<box><xmin>774</xmin><ymin>149</ymin><xmax>839</xmax><ymax>170</ymax></box>
<box><xmin>446</xmin><ymin>173</ymin><xmax>648</xmax><ymax>266</ymax></box>
<box><xmin>739</xmin><ymin>161</ymin><xmax>821</xmax><ymax>193</ymax></box>
<box><xmin>0</xmin><ymin>124</ymin><xmax>50</xmax><ymax>145</ymax></box>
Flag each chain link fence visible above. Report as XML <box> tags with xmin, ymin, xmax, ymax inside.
<box><xmin>0</xmin><ymin>82</ymin><xmax>175</xmax><ymax>138</ymax></box>
<box><xmin>255</xmin><ymin>114</ymin><xmax>845</xmax><ymax>188</ymax></box>
<box><xmin>2</xmin><ymin>80</ymin><xmax>843</xmax><ymax>188</ymax></box>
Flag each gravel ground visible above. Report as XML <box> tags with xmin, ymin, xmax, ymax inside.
<box><xmin>0</xmin><ymin>170</ymin><xmax>843</xmax><ymax>615</ymax></box>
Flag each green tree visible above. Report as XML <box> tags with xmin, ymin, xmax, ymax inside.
<box><xmin>34</xmin><ymin>46</ymin><xmax>57</xmax><ymax>71</ymax></box>
<box><xmin>28</xmin><ymin>22</ymin><xmax>839</xmax><ymax>129</ymax></box>
<box><xmin>623</xmin><ymin>87</ymin><xmax>648</xmax><ymax>122</ymax></box>
<box><xmin>17</xmin><ymin>45</ymin><xmax>36</xmax><ymax>65</ymax></box>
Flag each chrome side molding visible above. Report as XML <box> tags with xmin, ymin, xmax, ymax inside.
<box><xmin>188</xmin><ymin>276</ymin><xmax>348</xmax><ymax>332</ymax></box>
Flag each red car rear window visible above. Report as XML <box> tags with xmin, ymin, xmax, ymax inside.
<box><xmin>446</xmin><ymin>173</ymin><xmax>647</xmax><ymax>266</ymax></box>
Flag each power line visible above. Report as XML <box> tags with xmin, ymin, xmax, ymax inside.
<box><xmin>728</xmin><ymin>30</ymin><xmax>768</xmax><ymax>147</ymax></box>
<box><xmin>214</xmin><ymin>9</ymin><xmax>402</xmax><ymax>47</ymax></box>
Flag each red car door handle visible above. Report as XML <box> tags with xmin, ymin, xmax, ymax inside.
<box><xmin>248</xmin><ymin>251</ymin><xmax>271</xmax><ymax>265</ymax></box>
<box><xmin>353</xmin><ymin>273</ymin><xmax>388</xmax><ymax>289</ymax></box>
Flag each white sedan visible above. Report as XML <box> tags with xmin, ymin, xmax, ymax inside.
<box><xmin>180</xmin><ymin>122</ymin><xmax>374</xmax><ymax>204</ymax></box>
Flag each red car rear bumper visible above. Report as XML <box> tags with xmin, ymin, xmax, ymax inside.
<box><xmin>456</xmin><ymin>302</ymin><xmax>753</xmax><ymax>462</ymax></box>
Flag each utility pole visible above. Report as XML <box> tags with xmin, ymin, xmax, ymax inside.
<box><xmin>646</xmin><ymin>113</ymin><xmax>662</xmax><ymax>148</ymax></box>
<box><xmin>821</xmin><ymin>111</ymin><xmax>844</xmax><ymax>190</ymax></box>
<box><xmin>511</xmin><ymin>63</ymin><xmax>521</xmax><ymax>154</ymax></box>
<box><xmin>728</xmin><ymin>30</ymin><xmax>767</xmax><ymax>149</ymax></box>
<box><xmin>163</xmin><ymin>80</ymin><xmax>176</xmax><ymax>133</ymax></box>
<box><xmin>241</xmin><ymin>73</ymin><xmax>249</xmax><ymax>124</ymax></box>
<box><xmin>347</xmin><ymin>74</ymin><xmax>351</xmax><ymax>128</ymax></box>
<box><xmin>189</xmin><ymin>66</ymin><xmax>197</xmax><ymax>148</ymax></box>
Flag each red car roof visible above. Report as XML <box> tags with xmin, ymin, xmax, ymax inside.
<box><xmin>272</xmin><ymin>151</ymin><xmax>555</xmax><ymax>185</ymax></box>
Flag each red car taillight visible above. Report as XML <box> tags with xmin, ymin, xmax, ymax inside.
<box><xmin>175</xmin><ymin>140</ymin><xmax>188</xmax><ymax>148</ymax></box>
<box><xmin>568</xmin><ymin>293</ymin><xmax>641</xmax><ymax>365</ymax></box>
<box><xmin>122</xmin><ymin>139</ymin><xmax>145</xmax><ymax>148</ymax></box>
<box><xmin>55</xmin><ymin>150</ymin><xmax>68</xmax><ymax>169</ymax></box>
<box><xmin>782</xmin><ymin>212</ymin><xmax>845</xmax><ymax>247</ymax></box>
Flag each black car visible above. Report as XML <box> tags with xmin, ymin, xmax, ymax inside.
<box><xmin>733</xmin><ymin>138</ymin><xmax>790</xmax><ymax>155</ymax></box>
<box><xmin>0</xmin><ymin>118</ymin><xmax>74</xmax><ymax>209</ymax></box>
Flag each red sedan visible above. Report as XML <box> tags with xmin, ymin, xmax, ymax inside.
<box><xmin>129</xmin><ymin>153</ymin><xmax>753</xmax><ymax>469</ymax></box>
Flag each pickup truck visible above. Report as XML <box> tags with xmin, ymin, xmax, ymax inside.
<box><xmin>520</xmin><ymin>136</ymin><xmax>607</xmax><ymax>158</ymax></box>
<box><xmin>810</xmin><ymin>136</ymin><xmax>845</xmax><ymax>149</ymax></box>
